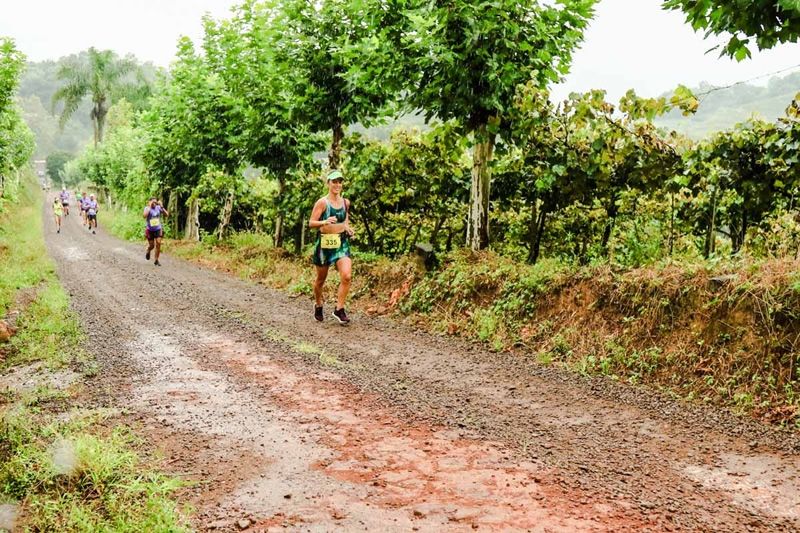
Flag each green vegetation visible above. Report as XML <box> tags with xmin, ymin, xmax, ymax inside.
<box><xmin>0</xmin><ymin>38</ymin><xmax>35</xmax><ymax>201</ymax></box>
<box><xmin>663</xmin><ymin>0</ymin><xmax>800</xmax><ymax>59</ymax></box>
<box><xmin>0</xmin><ymin>166</ymin><xmax>189</xmax><ymax>528</ymax></box>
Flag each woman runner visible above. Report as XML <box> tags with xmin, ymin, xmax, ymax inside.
<box><xmin>309</xmin><ymin>170</ymin><xmax>354</xmax><ymax>324</ymax></box>
<box><xmin>143</xmin><ymin>197</ymin><xmax>169</xmax><ymax>266</ymax></box>
<box><xmin>52</xmin><ymin>197</ymin><xmax>63</xmax><ymax>233</ymax></box>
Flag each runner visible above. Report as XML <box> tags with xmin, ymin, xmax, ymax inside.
<box><xmin>59</xmin><ymin>187</ymin><xmax>70</xmax><ymax>216</ymax></box>
<box><xmin>52</xmin><ymin>196</ymin><xmax>63</xmax><ymax>234</ymax></box>
<box><xmin>309</xmin><ymin>170</ymin><xmax>354</xmax><ymax>325</ymax></box>
<box><xmin>79</xmin><ymin>191</ymin><xmax>89</xmax><ymax>226</ymax></box>
<box><xmin>144</xmin><ymin>197</ymin><xmax>169</xmax><ymax>266</ymax></box>
<box><xmin>86</xmin><ymin>194</ymin><xmax>99</xmax><ymax>234</ymax></box>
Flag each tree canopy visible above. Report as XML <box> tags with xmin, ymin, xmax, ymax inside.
<box><xmin>663</xmin><ymin>0</ymin><xmax>800</xmax><ymax>59</ymax></box>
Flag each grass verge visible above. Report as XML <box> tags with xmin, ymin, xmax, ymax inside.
<box><xmin>0</xmin><ymin>175</ymin><xmax>190</xmax><ymax>531</ymax></box>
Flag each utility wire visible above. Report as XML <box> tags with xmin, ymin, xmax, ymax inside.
<box><xmin>673</xmin><ymin>62</ymin><xmax>800</xmax><ymax>106</ymax></box>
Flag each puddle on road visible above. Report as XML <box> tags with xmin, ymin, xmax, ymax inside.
<box><xmin>682</xmin><ymin>453</ymin><xmax>800</xmax><ymax>519</ymax></box>
<box><xmin>0</xmin><ymin>361</ymin><xmax>79</xmax><ymax>394</ymax></box>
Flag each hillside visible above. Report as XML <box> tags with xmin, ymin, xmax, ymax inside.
<box><xmin>656</xmin><ymin>71</ymin><xmax>800</xmax><ymax>139</ymax></box>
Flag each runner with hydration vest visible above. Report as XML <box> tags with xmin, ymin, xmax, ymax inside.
<box><xmin>144</xmin><ymin>197</ymin><xmax>169</xmax><ymax>266</ymax></box>
<box><xmin>309</xmin><ymin>170</ymin><xmax>354</xmax><ymax>324</ymax></box>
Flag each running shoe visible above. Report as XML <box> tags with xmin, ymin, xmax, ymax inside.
<box><xmin>314</xmin><ymin>306</ymin><xmax>324</xmax><ymax>322</ymax></box>
<box><xmin>146</xmin><ymin>250</ymin><xmax>150</xmax><ymax>260</ymax></box>
<box><xmin>332</xmin><ymin>308</ymin><xmax>350</xmax><ymax>325</ymax></box>
<box><xmin>154</xmin><ymin>260</ymin><xmax>161</xmax><ymax>266</ymax></box>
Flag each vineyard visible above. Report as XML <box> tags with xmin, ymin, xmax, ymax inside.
<box><xmin>1</xmin><ymin>1</ymin><xmax>800</xmax><ymax>531</ymax></box>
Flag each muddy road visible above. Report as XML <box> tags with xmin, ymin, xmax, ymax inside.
<box><xmin>43</xmin><ymin>206</ymin><xmax>799</xmax><ymax>532</ymax></box>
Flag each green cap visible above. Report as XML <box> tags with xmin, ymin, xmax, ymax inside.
<box><xmin>326</xmin><ymin>170</ymin><xmax>344</xmax><ymax>181</ymax></box>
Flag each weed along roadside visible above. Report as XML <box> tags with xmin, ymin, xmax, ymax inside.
<box><xmin>113</xmin><ymin>221</ymin><xmax>800</xmax><ymax>429</ymax></box>
<box><xmin>0</xmin><ymin>176</ymin><xmax>190</xmax><ymax>531</ymax></box>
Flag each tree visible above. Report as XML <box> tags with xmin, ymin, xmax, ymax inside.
<box><xmin>663</xmin><ymin>0</ymin><xmax>800</xmax><ymax>60</ymax></box>
<box><xmin>0</xmin><ymin>38</ymin><xmax>34</xmax><ymax>197</ymax></box>
<box><xmin>0</xmin><ymin>38</ymin><xmax>24</xmax><ymax>117</ymax></box>
<box><xmin>399</xmin><ymin>0</ymin><xmax>596</xmax><ymax>250</ymax></box>
<box><xmin>51</xmin><ymin>47</ymin><xmax>139</xmax><ymax>147</ymax></box>
<box><xmin>45</xmin><ymin>151</ymin><xmax>74</xmax><ymax>185</ymax></box>
<box><xmin>142</xmin><ymin>38</ymin><xmax>244</xmax><ymax>239</ymax></box>
<box><xmin>274</xmin><ymin>0</ymin><xmax>402</xmax><ymax>169</ymax></box>
<box><xmin>202</xmin><ymin>2</ymin><xmax>322</xmax><ymax>247</ymax></box>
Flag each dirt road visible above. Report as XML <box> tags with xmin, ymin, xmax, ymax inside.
<box><xmin>44</xmin><ymin>206</ymin><xmax>799</xmax><ymax>532</ymax></box>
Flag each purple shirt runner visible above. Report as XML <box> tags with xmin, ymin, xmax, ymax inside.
<box><xmin>146</xmin><ymin>205</ymin><xmax>163</xmax><ymax>231</ymax></box>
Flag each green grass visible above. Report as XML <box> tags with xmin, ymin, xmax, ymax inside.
<box><xmin>0</xmin><ymin>175</ymin><xmax>191</xmax><ymax>531</ymax></box>
<box><xmin>0</xmin><ymin>405</ymin><xmax>191</xmax><ymax>532</ymax></box>
<box><xmin>103</xmin><ymin>206</ymin><xmax>148</xmax><ymax>242</ymax></box>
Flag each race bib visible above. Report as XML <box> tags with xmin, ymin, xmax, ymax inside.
<box><xmin>149</xmin><ymin>217</ymin><xmax>161</xmax><ymax>228</ymax></box>
<box><xmin>320</xmin><ymin>234</ymin><xmax>341</xmax><ymax>249</ymax></box>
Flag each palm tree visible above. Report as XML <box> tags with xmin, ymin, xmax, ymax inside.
<box><xmin>52</xmin><ymin>48</ymin><xmax>136</xmax><ymax>147</ymax></box>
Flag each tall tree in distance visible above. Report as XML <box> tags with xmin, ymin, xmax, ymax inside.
<box><xmin>400</xmin><ymin>0</ymin><xmax>596</xmax><ymax>250</ymax></box>
<box><xmin>663</xmin><ymin>0</ymin><xmax>800</xmax><ymax>60</ymax></box>
<box><xmin>51</xmin><ymin>47</ymin><xmax>137</xmax><ymax>147</ymax></box>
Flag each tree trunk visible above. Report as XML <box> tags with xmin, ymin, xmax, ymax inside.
<box><xmin>274</xmin><ymin>175</ymin><xmax>286</xmax><ymax>247</ymax></box>
<box><xmin>600</xmin><ymin>196</ymin><xmax>619</xmax><ymax>256</ymax></box>
<box><xmin>737</xmin><ymin>201</ymin><xmax>748</xmax><ymax>254</ymax></box>
<box><xmin>184</xmin><ymin>197</ymin><xmax>200</xmax><ymax>241</ymax></box>
<box><xmin>216</xmin><ymin>190</ymin><xmax>235</xmax><ymax>240</ymax></box>
<box><xmin>410</xmin><ymin>223</ymin><xmax>423</xmax><ymax>253</ymax></box>
<box><xmin>293</xmin><ymin>213</ymin><xmax>304</xmax><ymax>255</ymax></box>
<box><xmin>91</xmin><ymin>105</ymin><xmax>99</xmax><ymax>148</ymax></box>
<box><xmin>669</xmin><ymin>193</ymin><xmax>675</xmax><ymax>257</ymax></box>
<box><xmin>526</xmin><ymin>200</ymin><xmax>539</xmax><ymax>263</ymax></box>
<box><xmin>704</xmin><ymin>186</ymin><xmax>718</xmax><ymax>258</ymax></box>
<box><xmin>430</xmin><ymin>215</ymin><xmax>447</xmax><ymax>248</ymax></box>
<box><xmin>446</xmin><ymin>225</ymin><xmax>455</xmax><ymax>252</ymax></box>
<box><xmin>530</xmin><ymin>210</ymin><xmax>548</xmax><ymax>265</ymax></box>
<box><xmin>167</xmin><ymin>191</ymin><xmax>179</xmax><ymax>238</ymax></box>
<box><xmin>362</xmin><ymin>213</ymin><xmax>376</xmax><ymax>250</ymax></box>
<box><xmin>329</xmin><ymin>118</ymin><xmax>344</xmax><ymax>170</ymax></box>
<box><xmin>467</xmin><ymin>124</ymin><xmax>496</xmax><ymax>251</ymax></box>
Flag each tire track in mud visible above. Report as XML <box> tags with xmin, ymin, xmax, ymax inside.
<box><xmin>43</xmin><ymin>201</ymin><xmax>799</xmax><ymax>532</ymax></box>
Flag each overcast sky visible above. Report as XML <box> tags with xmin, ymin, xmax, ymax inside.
<box><xmin>1</xmin><ymin>0</ymin><xmax>798</xmax><ymax>102</ymax></box>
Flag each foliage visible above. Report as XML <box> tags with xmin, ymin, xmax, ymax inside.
<box><xmin>0</xmin><ymin>38</ymin><xmax>35</xmax><ymax>200</ymax></box>
<box><xmin>344</xmin><ymin>123</ymin><xmax>470</xmax><ymax>254</ymax></box>
<box><xmin>51</xmin><ymin>47</ymin><xmax>147</xmax><ymax>147</ymax></box>
<box><xmin>663</xmin><ymin>0</ymin><xmax>800</xmax><ymax>60</ymax></box>
<box><xmin>45</xmin><ymin>150</ymin><xmax>73</xmax><ymax>186</ymax></box>
<box><xmin>273</xmin><ymin>0</ymin><xmax>403</xmax><ymax>168</ymax></box>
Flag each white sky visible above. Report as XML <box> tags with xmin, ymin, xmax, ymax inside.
<box><xmin>1</xmin><ymin>0</ymin><xmax>798</xmax><ymax>102</ymax></box>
